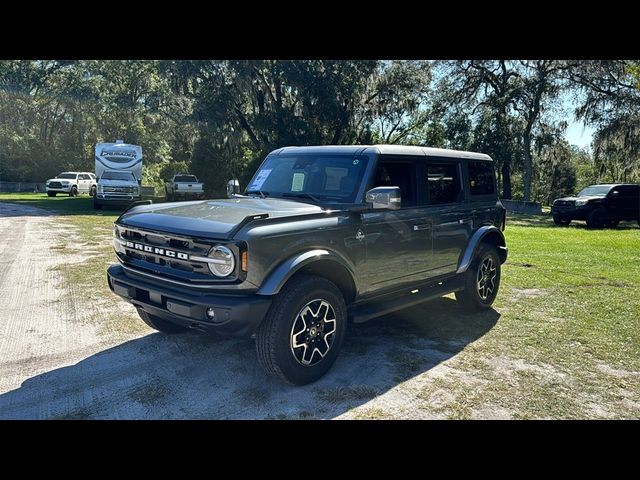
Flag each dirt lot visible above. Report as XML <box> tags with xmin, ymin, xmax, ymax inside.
<box><xmin>0</xmin><ymin>201</ymin><xmax>638</xmax><ymax>419</ymax></box>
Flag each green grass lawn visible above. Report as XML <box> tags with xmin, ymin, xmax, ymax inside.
<box><xmin>2</xmin><ymin>192</ymin><xmax>639</xmax><ymax>418</ymax></box>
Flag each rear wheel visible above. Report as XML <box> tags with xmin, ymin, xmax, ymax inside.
<box><xmin>455</xmin><ymin>244</ymin><xmax>501</xmax><ymax>311</ymax></box>
<box><xmin>255</xmin><ymin>274</ymin><xmax>347</xmax><ymax>385</ymax></box>
<box><xmin>586</xmin><ymin>208</ymin><xmax>607</xmax><ymax>229</ymax></box>
<box><xmin>137</xmin><ymin>309</ymin><xmax>189</xmax><ymax>334</ymax></box>
<box><xmin>553</xmin><ymin>215</ymin><xmax>571</xmax><ymax>226</ymax></box>
<box><xmin>89</xmin><ymin>185</ymin><xmax>97</xmax><ymax>197</ymax></box>
<box><xmin>47</xmin><ymin>192</ymin><xmax>56</xmax><ymax>197</ymax></box>
<box><xmin>69</xmin><ymin>186</ymin><xmax>78</xmax><ymax>197</ymax></box>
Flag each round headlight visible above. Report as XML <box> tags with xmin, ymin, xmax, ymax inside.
<box><xmin>207</xmin><ymin>246</ymin><xmax>235</xmax><ymax>277</ymax></box>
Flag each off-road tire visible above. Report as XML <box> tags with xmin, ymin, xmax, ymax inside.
<box><xmin>586</xmin><ymin>208</ymin><xmax>607</xmax><ymax>229</ymax></box>
<box><xmin>137</xmin><ymin>309</ymin><xmax>189</xmax><ymax>334</ymax></box>
<box><xmin>255</xmin><ymin>274</ymin><xmax>347</xmax><ymax>385</ymax></box>
<box><xmin>455</xmin><ymin>244</ymin><xmax>501</xmax><ymax>311</ymax></box>
<box><xmin>69</xmin><ymin>186</ymin><xmax>78</xmax><ymax>197</ymax></box>
<box><xmin>89</xmin><ymin>185</ymin><xmax>97</xmax><ymax>197</ymax></box>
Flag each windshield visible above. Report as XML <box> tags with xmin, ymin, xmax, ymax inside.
<box><xmin>578</xmin><ymin>185</ymin><xmax>612</xmax><ymax>197</ymax></box>
<box><xmin>246</xmin><ymin>153</ymin><xmax>370</xmax><ymax>203</ymax></box>
<box><xmin>101</xmin><ymin>171</ymin><xmax>136</xmax><ymax>181</ymax></box>
<box><xmin>175</xmin><ymin>175</ymin><xmax>198</xmax><ymax>182</ymax></box>
<box><xmin>57</xmin><ymin>173</ymin><xmax>77</xmax><ymax>179</ymax></box>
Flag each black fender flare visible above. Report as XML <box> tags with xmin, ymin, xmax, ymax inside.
<box><xmin>257</xmin><ymin>249</ymin><xmax>356</xmax><ymax>297</ymax></box>
<box><xmin>456</xmin><ymin>226</ymin><xmax>508</xmax><ymax>274</ymax></box>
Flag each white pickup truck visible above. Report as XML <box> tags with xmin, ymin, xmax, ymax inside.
<box><xmin>165</xmin><ymin>174</ymin><xmax>205</xmax><ymax>201</ymax></box>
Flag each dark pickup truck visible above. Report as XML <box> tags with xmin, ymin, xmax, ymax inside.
<box><xmin>551</xmin><ymin>183</ymin><xmax>640</xmax><ymax>229</ymax></box>
<box><xmin>107</xmin><ymin>145</ymin><xmax>508</xmax><ymax>384</ymax></box>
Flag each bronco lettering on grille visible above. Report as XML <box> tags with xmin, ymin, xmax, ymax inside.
<box><xmin>124</xmin><ymin>241</ymin><xmax>189</xmax><ymax>260</ymax></box>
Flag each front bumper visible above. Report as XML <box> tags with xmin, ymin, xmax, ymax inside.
<box><xmin>46</xmin><ymin>186</ymin><xmax>72</xmax><ymax>193</ymax></box>
<box><xmin>95</xmin><ymin>194</ymin><xmax>142</xmax><ymax>206</ymax></box>
<box><xmin>107</xmin><ymin>264</ymin><xmax>272</xmax><ymax>337</ymax></box>
<box><xmin>551</xmin><ymin>205</ymin><xmax>589</xmax><ymax>220</ymax></box>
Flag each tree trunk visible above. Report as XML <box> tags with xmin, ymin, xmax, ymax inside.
<box><xmin>502</xmin><ymin>161</ymin><xmax>512</xmax><ymax>199</ymax></box>
<box><xmin>523</xmin><ymin>133</ymin><xmax>532</xmax><ymax>201</ymax></box>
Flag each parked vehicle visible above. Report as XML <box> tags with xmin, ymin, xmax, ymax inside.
<box><xmin>94</xmin><ymin>171</ymin><xmax>142</xmax><ymax>210</ymax></box>
<box><xmin>45</xmin><ymin>172</ymin><xmax>96</xmax><ymax>197</ymax></box>
<box><xmin>551</xmin><ymin>183</ymin><xmax>640</xmax><ymax>229</ymax></box>
<box><xmin>94</xmin><ymin>140</ymin><xmax>143</xmax><ymax>210</ymax></box>
<box><xmin>107</xmin><ymin>145</ymin><xmax>508</xmax><ymax>384</ymax></box>
<box><xmin>165</xmin><ymin>174</ymin><xmax>205</xmax><ymax>201</ymax></box>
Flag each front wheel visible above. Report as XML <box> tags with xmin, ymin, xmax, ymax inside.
<box><xmin>255</xmin><ymin>274</ymin><xmax>347</xmax><ymax>385</ymax></box>
<box><xmin>455</xmin><ymin>244</ymin><xmax>501</xmax><ymax>311</ymax></box>
<box><xmin>553</xmin><ymin>215</ymin><xmax>571</xmax><ymax>226</ymax></box>
<box><xmin>586</xmin><ymin>208</ymin><xmax>607</xmax><ymax>229</ymax></box>
<box><xmin>137</xmin><ymin>309</ymin><xmax>189</xmax><ymax>334</ymax></box>
<box><xmin>69</xmin><ymin>186</ymin><xmax>78</xmax><ymax>197</ymax></box>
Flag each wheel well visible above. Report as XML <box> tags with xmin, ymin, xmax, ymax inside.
<box><xmin>480</xmin><ymin>231</ymin><xmax>507</xmax><ymax>263</ymax></box>
<box><xmin>298</xmin><ymin>260</ymin><xmax>356</xmax><ymax>304</ymax></box>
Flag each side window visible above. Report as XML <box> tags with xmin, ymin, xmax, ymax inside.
<box><xmin>372</xmin><ymin>161</ymin><xmax>417</xmax><ymax>207</ymax></box>
<box><xmin>468</xmin><ymin>161</ymin><xmax>495</xmax><ymax>196</ymax></box>
<box><xmin>80</xmin><ymin>174</ymin><xmax>89</xmax><ymax>180</ymax></box>
<box><xmin>426</xmin><ymin>162</ymin><xmax>462</xmax><ymax>205</ymax></box>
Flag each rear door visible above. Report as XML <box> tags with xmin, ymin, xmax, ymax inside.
<box><xmin>78</xmin><ymin>174</ymin><xmax>90</xmax><ymax>192</ymax></box>
<box><xmin>608</xmin><ymin>185</ymin><xmax>640</xmax><ymax>220</ymax></box>
<box><xmin>424</xmin><ymin>157</ymin><xmax>473</xmax><ymax>277</ymax></box>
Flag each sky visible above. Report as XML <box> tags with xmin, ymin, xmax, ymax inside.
<box><xmin>565</xmin><ymin>120</ymin><xmax>595</xmax><ymax>151</ymax></box>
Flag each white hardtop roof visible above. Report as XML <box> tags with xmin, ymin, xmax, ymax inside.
<box><xmin>272</xmin><ymin>144</ymin><xmax>492</xmax><ymax>161</ymax></box>
<box><xmin>58</xmin><ymin>171</ymin><xmax>94</xmax><ymax>175</ymax></box>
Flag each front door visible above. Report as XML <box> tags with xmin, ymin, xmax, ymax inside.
<box><xmin>360</xmin><ymin>158</ymin><xmax>433</xmax><ymax>295</ymax></box>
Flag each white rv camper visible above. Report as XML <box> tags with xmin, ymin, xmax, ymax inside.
<box><xmin>94</xmin><ymin>140</ymin><xmax>143</xmax><ymax>209</ymax></box>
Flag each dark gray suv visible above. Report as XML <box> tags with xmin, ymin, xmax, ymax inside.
<box><xmin>107</xmin><ymin>145</ymin><xmax>508</xmax><ymax>384</ymax></box>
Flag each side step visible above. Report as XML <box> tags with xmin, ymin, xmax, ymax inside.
<box><xmin>349</xmin><ymin>276</ymin><xmax>464</xmax><ymax>324</ymax></box>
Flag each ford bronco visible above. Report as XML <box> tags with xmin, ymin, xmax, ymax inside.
<box><xmin>107</xmin><ymin>145</ymin><xmax>508</xmax><ymax>384</ymax></box>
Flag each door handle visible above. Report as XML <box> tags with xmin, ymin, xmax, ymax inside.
<box><xmin>413</xmin><ymin>224</ymin><xmax>431</xmax><ymax>231</ymax></box>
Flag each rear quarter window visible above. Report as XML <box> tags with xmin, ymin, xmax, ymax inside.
<box><xmin>468</xmin><ymin>161</ymin><xmax>496</xmax><ymax>196</ymax></box>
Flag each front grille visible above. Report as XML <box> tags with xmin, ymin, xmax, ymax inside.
<box><xmin>104</xmin><ymin>186</ymin><xmax>136</xmax><ymax>193</ymax></box>
<box><xmin>554</xmin><ymin>200</ymin><xmax>575</xmax><ymax>208</ymax></box>
<box><xmin>49</xmin><ymin>182</ymin><xmax>63</xmax><ymax>188</ymax></box>
<box><xmin>116</xmin><ymin>226</ymin><xmax>218</xmax><ymax>281</ymax></box>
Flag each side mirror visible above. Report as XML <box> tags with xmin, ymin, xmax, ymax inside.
<box><xmin>366</xmin><ymin>186</ymin><xmax>401</xmax><ymax>210</ymax></box>
<box><xmin>227</xmin><ymin>179</ymin><xmax>241</xmax><ymax>198</ymax></box>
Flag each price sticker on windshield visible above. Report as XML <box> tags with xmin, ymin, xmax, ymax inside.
<box><xmin>291</xmin><ymin>173</ymin><xmax>305</xmax><ymax>192</ymax></box>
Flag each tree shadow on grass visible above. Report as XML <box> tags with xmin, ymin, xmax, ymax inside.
<box><xmin>0</xmin><ymin>298</ymin><xmax>498</xmax><ymax>419</ymax></box>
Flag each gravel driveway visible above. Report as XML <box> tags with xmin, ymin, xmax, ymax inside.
<box><xmin>0</xmin><ymin>203</ymin><xmax>498</xmax><ymax>419</ymax></box>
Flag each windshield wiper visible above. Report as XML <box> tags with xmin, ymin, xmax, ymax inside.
<box><xmin>281</xmin><ymin>192</ymin><xmax>321</xmax><ymax>203</ymax></box>
<box><xmin>245</xmin><ymin>190</ymin><xmax>269</xmax><ymax>198</ymax></box>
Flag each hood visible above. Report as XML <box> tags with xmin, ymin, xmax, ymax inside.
<box><xmin>99</xmin><ymin>179</ymin><xmax>138</xmax><ymax>187</ymax></box>
<box><xmin>555</xmin><ymin>195</ymin><xmax>604</xmax><ymax>203</ymax></box>
<box><xmin>118</xmin><ymin>197</ymin><xmax>325</xmax><ymax>239</ymax></box>
<box><xmin>48</xmin><ymin>176</ymin><xmax>74</xmax><ymax>182</ymax></box>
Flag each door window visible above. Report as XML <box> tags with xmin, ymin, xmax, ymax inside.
<box><xmin>426</xmin><ymin>163</ymin><xmax>462</xmax><ymax>205</ymax></box>
<box><xmin>371</xmin><ymin>162</ymin><xmax>417</xmax><ymax>207</ymax></box>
